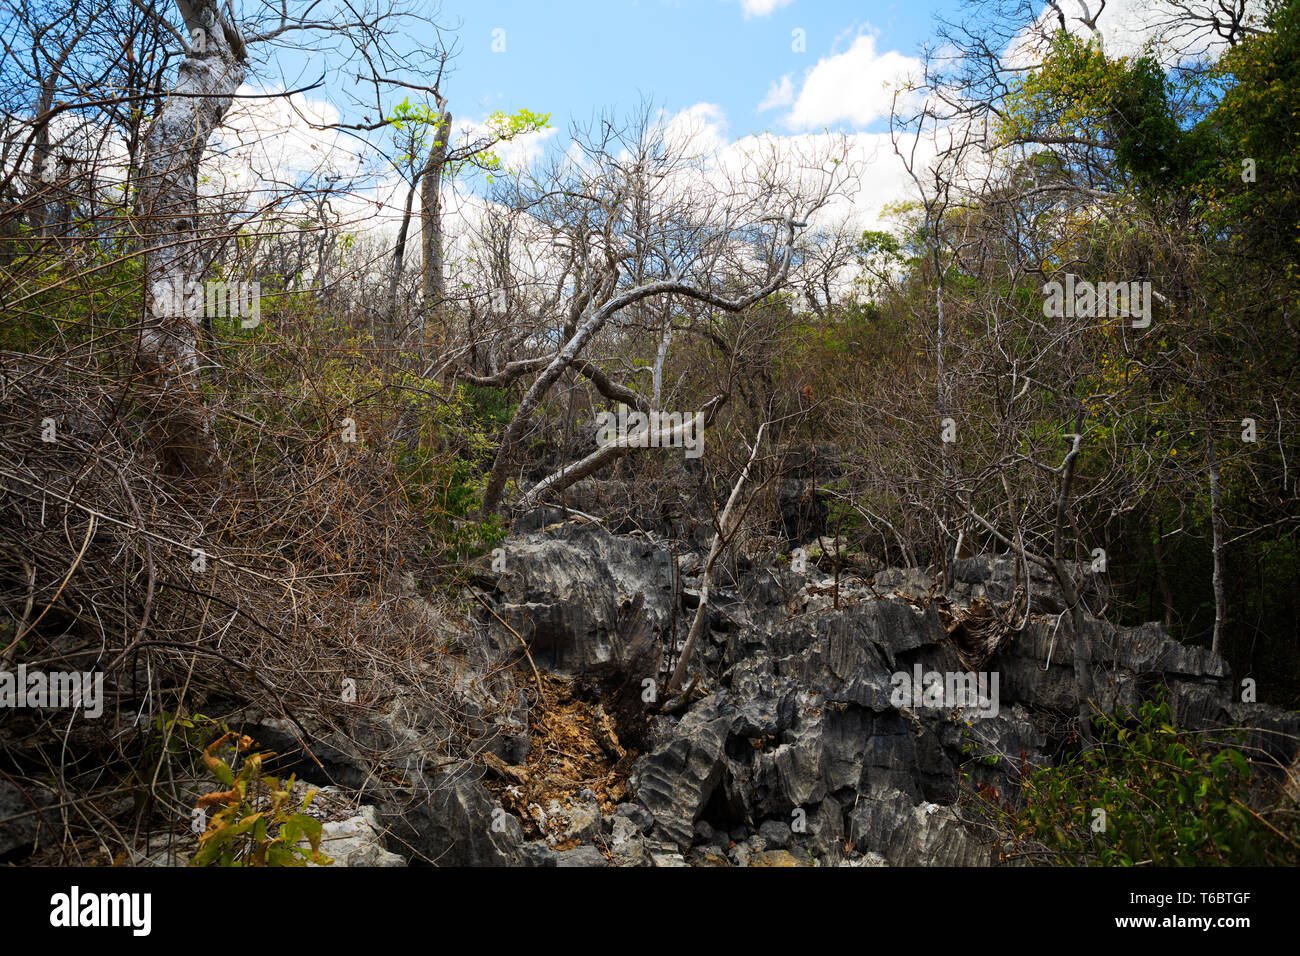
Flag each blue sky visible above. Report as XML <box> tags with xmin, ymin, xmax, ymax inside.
<box><xmin>428</xmin><ymin>0</ymin><xmax>952</xmax><ymax>135</ymax></box>
<box><xmin>267</xmin><ymin>0</ymin><xmax>956</xmax><ymax>141</ymax></box>
<box><xmin>231</xmin><ymin>0</ymin><xmax>1233</xmax><ymax>239</ymax></box>
<box><xmin>238</xmin><ymin>0</ymin><xmax>966</xmax><ymax>236</ymax></box>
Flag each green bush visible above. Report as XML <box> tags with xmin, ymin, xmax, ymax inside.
<box><xmin>1012</xmin><ymin>699</ymin><xmax>1300</xmax><ymax>865</ymax></box>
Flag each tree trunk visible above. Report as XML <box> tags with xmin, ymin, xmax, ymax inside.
<box><xmin>1053</xmin><ymin>415</ymin><xmax>1094</xmax><ymax>746</ymax></box>
<box><xmin>933</xmin><ymin>234</ymin><xmax>954</xmax><ymax>589</ymax></box>
<box><xmin>667</xmin><ymin>422</ymin><xmax>766</xmax><ymax>694</ymax></box>
<box><xmin>421</xmin><ymin>108</ymin><xmax>451</xmax><ymax>352</ymax></box>
<box><xmin>27</xmin><ymin>84</ymin><xmax>55</xmax><ymax>238</ymax></box>
<box><xmin>27</xmin><ymin>19</ymin><xmax>92</xmax><ymax>238</ymax></box>
<box><xmin>1207</xmin><ymin>431</ymin><xmax>1228</xmax><ymax>657</ymax></box>
<box><xmin>136</xmin><ymin>1</ymin><xmax>246</xmax><ymax>478</ymax></box>
<box><xmin>1152</xmin><ymin>515</ymin><xmax>1176</xmax><ymax>630</ymax></box>
<box><xmin>383</xmin><ymin>178</ymin><xmax>419</xmax><ymax>340</ymax></box>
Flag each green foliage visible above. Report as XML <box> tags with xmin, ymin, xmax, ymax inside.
<box><xmin>189</xmin><ymin>732</ymin><xmax>332</xmax><ymax>867</ymax></box>
<box><xmin>851</xmin><ymin>228</ymin><xmax>905</xmax><ymax>299</ymax></box>
<box><xmin>462</xmin><ymin>382</ymin><xmax>516</xmax><ymax>429</ymax></box>
<box><xmin>1108</xmin><ymin>56</ymin><xmax>1218</xmax><ymax>193</ymax></box>
<box><xmin>1203</xmin><ymin>0</ymin><xmax>1300</xmax><ymax>281</ymax></box>
<box><xmin>999</xmin><ymin>32</ymin><xmax>1132</xmax><ymax>146</ymax></box>
<box><xmin>1000</xmin><ymin>31</ymin><xmax>1218</xmax><ymax>194</ymax></box>
<box><xmin>390</xmin><ymin>379</ymin><xmax>509</xmax><ymax>562</ymax></box>
<box><xmin>1013</xmin><ymin>700</ymin><xmax>1299</xmax><ymax>865</ymax></box>
<box><xmin>0</xmin><ymin>245</ymin><xmax>143</xmax><ymax>353</ymax></box>
<box><xmin>389</xmin><ymin>97</ymin><xmax>451</xmax><ymax>165</ymax></box>
<box><xmin>143</xmin><ymin>710</ymin><xmax>219</xmax><ymax>768</ymax></box>
<box><xmin>389</xmin><ymin>97</ymin><xmax>550</xmax><ymax>179</ymax></box>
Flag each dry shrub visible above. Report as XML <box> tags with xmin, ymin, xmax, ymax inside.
<box><xmin>0</xmin><ymin>331</ymin><xmax>519</xmax><ymax>863</ymax></box>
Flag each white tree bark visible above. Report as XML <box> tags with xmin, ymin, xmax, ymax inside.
<box><xmin>421</xmin><ymin>107</ymin><xmax>451</xmax><ymax>347</ymax></box>
<box><xmin>511</xmin><ymin>395</ymin><xmax>723</xmax><ymax>514</ymax></box>
<box><xmin>651</xmin><ymin>323</ymin><xmax>673</xmax><ymax>410</ymax></box>
<box><xmin>137</xmin><ymin>0</ymin><xmax>246</xmax><ymax>477</ymax></box>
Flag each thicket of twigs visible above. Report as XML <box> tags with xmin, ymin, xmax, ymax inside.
<box><xmin>0</xmin><ymin>308</ymin><xmax>522</xmax><ymax>861</ymax></box>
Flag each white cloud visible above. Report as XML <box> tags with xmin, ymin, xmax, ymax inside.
<box><xmin>194</xmin><ymin>83</ymin><xmax>931</xmax><ymax>299</ymax></box>
<box><xmin>1006</xmin><ymin>0</ymin><xmax>1271</xmax><ymax>67</ymax></box>
<box><xmin>730</xmin><ymin>0</ymin><xmax>796</xmax><ymax>19</ymax></box>
<box><xmin>661</xmin><ymin>102</ymin><xmax>732</xmax><ymax>157</ymax></box>
<box><xmin>780</xmin><ymin>33</ymin><xmax>921</xmax><ymax>131</ymax></box>
<box><xmin>758</xmin><ymin>74</ymin><xmax>795</xmax><ymax>113</ymax></box>
<box><xmin>659</xmin><ymin>101</ymin><xmax>932</xmax><ymax>237</ymax></box>
<box><xmin>215</xmin><ymin>86</ymin><xmax>358</xmax><ymax>183</ymax></box>
<box><xmin>199</xmin><ymin>89</ymin><xmax>562</xmax><ymax>251</ymax></box>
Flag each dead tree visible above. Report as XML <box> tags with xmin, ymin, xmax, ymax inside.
<box><xmin>667</xmin><ymin>421</ymin><xmax>767</xmax><ymax>694</ymax></box>
<box><xmin>467</xmin><ymin>110</ymin><xmax>849</xmax><ymax>516</ymax></box>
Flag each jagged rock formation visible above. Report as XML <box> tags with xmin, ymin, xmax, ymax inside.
<box><xmin>71</xmin><ymin>516</ymin><xmax>1292</xmax><ymax>868</ymax></box>
<box><xmin>465</xmin><ymin>521</ymin><xmax>1298</xmax><ymax>866</ymax></box>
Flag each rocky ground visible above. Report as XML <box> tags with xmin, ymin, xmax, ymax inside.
<box><xmin>215</xmin><ymin>512</ymin><xmax>1299</xmax><ymax>867</ymax></box>
<box><xmin>7</xmin><ymin>479</ymin><xmax>1296</xmax><ymax>867</ymax></box>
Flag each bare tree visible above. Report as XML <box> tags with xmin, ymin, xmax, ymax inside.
<box><xmin>451</xmin><ymin>108</ymin><xmax>850</xmax><ymax>516</ymax></box>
